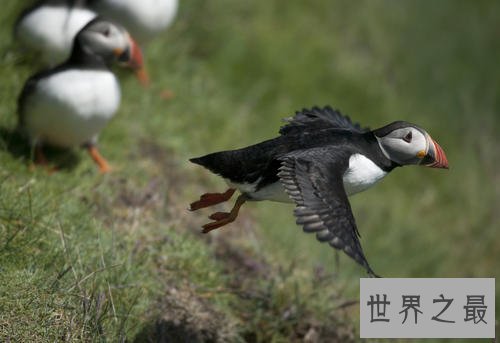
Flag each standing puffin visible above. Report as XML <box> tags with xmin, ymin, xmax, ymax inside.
<box><xmin>18</xmin><ymin>18</ymin><xmax>146</xmax><ymax>173</ymax></box>
<box><xmin>88</xmin><ymin>0</ymin><xmax>179</xmax><ymax>43</ymax></box>
<box><xmin>189</xmin><ymin>106</ymin><xmax>449</xmax><ymax>276</ymax></box>
<box><xmin>15</xmin><ymin>0</ymin><xmax>97</xmax><ymax>65</ymax></box>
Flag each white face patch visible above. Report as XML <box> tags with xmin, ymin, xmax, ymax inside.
<box><xmin>343</xmin><ymin>154</ymin><xmax>387</xmax><ymax>196</ymax></box>
<box><xmin>77</xmin><ymin>21</ymin><xmax>130</xmax><ymax>62</ymax></box>
<box><xmin>376</xmin><ymin>127</ymin><xmax>428</xmax><ymax>165</ymax></box>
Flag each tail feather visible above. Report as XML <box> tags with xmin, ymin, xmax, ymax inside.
<box><xmin>189</xmin><ymin>151</ymin><xmax>233</xmax><ymax>177</ymax></box>
<box><xmin>190</xmin><ymin>137</ymin><xmax>284</xmax><ymax>184</ymax></box>
<box><xmin>190</xmin><ymin>149</ymin><xmax>265</xmax><ymax>184</ymax></box>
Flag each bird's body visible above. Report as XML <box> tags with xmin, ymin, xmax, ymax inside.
<box><xmin>88</xmin><ymin>0</ymin><xmax>178</xmax><ymax>43</ymax></box>
<box><xmin>20</xmin><ymin>68</ymin><xmax>120</xmax><ymax>147</ymax></box>
<box><xmin>17</xmin><ymin>18</ymin><xmax>145</xmax><ymax>172</ymax></box>
<box><xmin>190</xmin><ymin>106</ymin><xmax>449</xmax><ymax>275</ymax></box>
<box><xmin>194</xmin><ymin>129</ymin><xmax>392</xmax><ymax>203</ymax></box>
<box><xmin>14</xmin><ymin>0</ymin><xmax>176</xmax><ymax>68</ymax></box>
<box><xmin>15</xmin><ymin>1</ymin><xmax>97</xmax><ymax>65</ymax></box>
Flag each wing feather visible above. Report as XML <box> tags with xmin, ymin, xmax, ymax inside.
<box><xmin>278</xmin><ymin>149</ymin><xmax>377</xmax><ymax>276</ymax></box>
<box><xmin>279</xmin><ymin>106</ymin><xmax>369</xmax><ymax>135</ymax></box>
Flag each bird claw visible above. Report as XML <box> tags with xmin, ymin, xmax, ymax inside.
<box><xmin>190</xmin><ymin>194</ymin><xmax>216</xmax><ymax>211</ymax></box>
<box><xmin>202</xmin><ymin>219</ymin><xmax>230</xmax><ymax>233</ymax></box>
<box><xmin>208</xmin><ymin>212</ymin><xmax>230</xmax><ymax>221</ymax></box>
<box><xmin>198</xmin><ymin>194</ymin><xmax>246</xmax><ymax>234</ymax></box>
<box><xmin>189</xmin><ymin>189</ymin><xmax>236</xmax><ymax>211</ymax></box>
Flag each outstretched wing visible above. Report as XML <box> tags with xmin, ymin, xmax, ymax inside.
<box><xmin>278</xmin><ymin>148</ymin><xmax>377</xmax><ymax>276</ymax></box>
<box><xmin>279</xmin><ymin>106</ymin><xmax>369</xmax><ymax>135</ymax></box>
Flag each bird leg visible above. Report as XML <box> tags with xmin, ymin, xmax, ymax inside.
<box><xmin>86</xmin><ymin>145</ymin><xmax>111</xmax><ymax>173</ymax></box>
<box><xmin>34</xmin><ymin>144</ymin><xmax>48</xmax><ymax>166</ymax></box>
<box><xmin>29</xmin><ymin>144</ymin><xmax>57</xmax><ymax>173</ymax></box>
<box><xmin>189</xmin><ymin>188</ymin><xmax>236</xmax><ymax>211</ymax></box>
<box><xmin>202</xmin><ymin>194</ymin><xmax>247</xmax><ymax>233</ymax></box>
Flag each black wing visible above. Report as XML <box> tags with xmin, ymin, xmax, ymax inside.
<box><xmin>277</xmin><ymin>148</ymin><xmax>377</xmax><ymax>276</ymax></box>
<box><xmin>279</xmin><ymin>106</ymin><xmax>369</xmax><ymax>136</ymax></box>
<box><xmin>17</xmin><ymin>75</ymin><xmax>39</xmax><ymax>127</ymax></box>
<box><xmin>17</xmin><ymin>63</ymin><xmax>72</xmax><ymax>127</ymax></box>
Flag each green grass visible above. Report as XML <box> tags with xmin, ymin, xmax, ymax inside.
<box><xmin>1</xmin><ymin>0</ymin><xmax>499</xmax><ymax>341</ymax></box>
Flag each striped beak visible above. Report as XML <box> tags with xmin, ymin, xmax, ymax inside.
<box><xmin>116</xmin><ymin>36</ymin><xmax>149</xmax><ymax>86</ymax></box>
<box><xmin>421</xmin><ymin>135</ymin><xmax>449</xmax><ymax>169</ymax></box>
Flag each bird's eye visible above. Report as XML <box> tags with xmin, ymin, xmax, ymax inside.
<box><xmin>102</xmin><ymin>28</ymin><xmax>110</xmax><ymax>37</ymax></box>
<box><xmin>403</xmin><ymin>131</ymin><xmax>412</xmax><ymax>143</ymax></box>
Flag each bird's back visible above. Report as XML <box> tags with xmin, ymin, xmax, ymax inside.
<box><xmin>15</xmin><ymin>2</ymin><xmax>96</xmax><ymax>64</ymax></box>
<box><xmin>190</xmin><ymin>128</ymin><xmax>367</xmax><ymax>187</ymax></box>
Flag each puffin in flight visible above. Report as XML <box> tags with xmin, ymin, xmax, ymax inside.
<box><xmin>17</xmin><ymin>18</ymin><xmax>146</xmax><ymax>172</ymax></box>
<box><xmin>189</xmin><ymin>106</ymin><xmax>449</xmax><ymax>276</ymax></box>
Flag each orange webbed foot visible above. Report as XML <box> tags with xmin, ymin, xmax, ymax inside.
<box><xmin>208</xmin><ymin>212</ymin><xmax>231</xmax><ymax>221</ymax></box>
<box><xmin>200</xmin><ymin>194</ymin><xmax>247</xmax><ymax>234</ymax></box>
<box><xmin>189</xmin><ymin>188</ymin><xmax>236</xmax><ymax>211</ymax></box>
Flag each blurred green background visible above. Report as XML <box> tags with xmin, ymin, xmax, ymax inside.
<box><xmin>0</xmin><ymin>0</ymin><xmax>498</xmax><ymax>341</ymax></box>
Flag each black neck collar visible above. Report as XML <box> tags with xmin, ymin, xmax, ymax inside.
<box><xmin>67</xmin><ymin>40</ymin><xmax>110</xmax><ymax>70</ymax></box>
<box><xmin>364</xmin><ymin>131</ymin><xmax>401</xmax><ymax>172</ymax></box>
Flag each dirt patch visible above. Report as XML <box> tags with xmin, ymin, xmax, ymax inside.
<box><xmin>214</xmin><ymin>232</ymin><xmax>271</xmax><ymax>282</ymax></box>
<box><xmin>89</xmin><ymin>139</ymin><xmax>191</xmax><ymax>230</ymax></box>
<box><xmin>206</xmin><ymin>225</ymin><xmax>356</xmax><ymax>342</ymax></box>
<box><xmin>134</xmin><ymin>286</ymin><xmax>239</xmax><ymax>343</ymax></box>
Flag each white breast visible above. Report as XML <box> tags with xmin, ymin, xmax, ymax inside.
<box><xmin>226</xmin><ymin>153</ymin><xmax>387</xmax><ymax>203</ymax></box>
<box><xmin>94</xmin><ymin>0</ymin><xmax>178</xmax><ymax>42</ymax></box>
<box><xmin>23</xmin><ymin>70</ymin><xmax>121</xmax><ymax>147</ymax></box>
<box><xmin>16</xmin><ymin>6</ymin><xmax>97</xmax><ymax>65</ymax></box>
<box><xmin>343</xmin><ymin>154</ymin><xmax>387</xmax><ymax>196</ymax></box>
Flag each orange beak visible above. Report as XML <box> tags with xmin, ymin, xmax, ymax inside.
<box><xmin>128</xmin><ymin>37</ymin><xmax>149</xmax><ymax>86</ymax></box>
<box><xmin>117</xmin><ymin>36</ymin><xmax>149</xmax><ymax>87</ymax></box>
<box><xmin>423</xmin><ymin>137</ymin><xmax>449</xmax><ymax>169</ymax></box>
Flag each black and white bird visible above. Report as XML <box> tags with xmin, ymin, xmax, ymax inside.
<box><xmin>15</xmin><ymin>0</ymin><xmax>176</xmax><ymax>81</ymax></box>
<box><xmin>15</xmin><ymin>0</ymin><xmax>97</xmax><ymax>65</ymax></box>
<box><xmin>189</xmin><ymin>106</ymin><xmax>449</xmax><ymax>276</ymax></box>
<box><xmin>88</xmin><ymin>0</ymin><xmax>179</xmax><ymax>43</ymax></box>
<box><xmin>17</xmin><ymin>18</ymin><xmax>146</xmax><ymax>172</ymax></box>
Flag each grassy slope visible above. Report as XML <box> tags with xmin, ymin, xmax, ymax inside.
<box><xmin>0</xmin><ymin>0</ymin><xmax>499</xmax><ymax>341</ymax></box>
